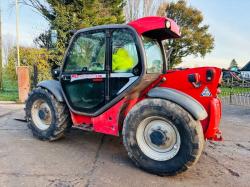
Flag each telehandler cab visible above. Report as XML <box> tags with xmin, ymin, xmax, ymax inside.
<box><xmin>25</xmin><ymin>16</ymin><xmax>222</xmax><ymax>175</ymax></box>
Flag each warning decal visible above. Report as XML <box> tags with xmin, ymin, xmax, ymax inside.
<box><xmin>201</xmin><ymin>87</ymin><xmax>212</xmax><ymax>97</ymax></box>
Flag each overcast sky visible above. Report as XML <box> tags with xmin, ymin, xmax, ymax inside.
<box><xmin>1</xmin><ymin>0</ymin><xmax>250</xmax><ymax>68</ymax></box>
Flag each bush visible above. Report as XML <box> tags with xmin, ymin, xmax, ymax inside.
<box><xmin>4</xmin><ymin>47</ymin><xmax>52</xmax><ymax>88</ymax></box>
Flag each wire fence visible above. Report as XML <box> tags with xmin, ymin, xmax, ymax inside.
<box><xmin>221</xmin><ymin>74</ymin><xmax>250</xmax><ymax>107</ymax></box>
<box><xmin>220</xmin><ymin>91</ymin><xmax>250</xmax><ymax>106</ymax></box>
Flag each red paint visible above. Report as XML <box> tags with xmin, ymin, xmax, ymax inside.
<box><xmin>123</xmin><ymin>98</ymin><xmax>142</xmax><ymax>117</ymax></box>
<box><xmin>71</xmin><ymin>112</ymin><xmax>92</xmax><ymax>125</ymax></box>
<box><xmin>92</xmin><ymin>99</ymin><xmax>125</xmax><ymax>136</ymax></box>
<box><xmin>71</xmin><ymin>99</ymin><xmax>126</xmax><ymax>136</ymax></box>
<box><xmin>158</xmin><ymin>67</ymin><xmax>222</xmax><ymax>141</ymax></box>
<box><xmin>205</xmin><ymin>98</ymin><xmax>222</xmax><ymax>141</ymax></box>
<box><xmin>128</xmin><ymin>16</ymin><xmax>181</xmax><ymax>39</ymax></box>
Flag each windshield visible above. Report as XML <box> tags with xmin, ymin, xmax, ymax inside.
<box><xmin>142</xmin><ymin>36</ymin><xmax>164</xmax><ymax>73</ymax></box>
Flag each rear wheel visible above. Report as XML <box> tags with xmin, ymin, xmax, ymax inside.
<box><xmin>25</xmin><ymin>87</ymin><xmax>71</xmax><ymax>141</ymax></box>
<box><xmin>123</xmin><ymin>99</ymin><xmax>204</xmax><ymax>176</ymax></box>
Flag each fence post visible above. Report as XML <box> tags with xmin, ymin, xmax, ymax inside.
<box><xmin>229</xmin><ymin>86</ymin><xmax>233</xmax><ymax>104</ymax></box>
<box><xmin>229</xmin><ymin>92</ymin><xmax>232</xmax><ymax>104</ymax></box>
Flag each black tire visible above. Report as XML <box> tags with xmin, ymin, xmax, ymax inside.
<box><xmin>25</xmin><ymin>87</ymin><xmax>71</xmax><ymax>141</ymax></box>
<box><xmin>122</xmin><ymin>99</ymin><xmax>204</xmax><ymax>176</ymax></box>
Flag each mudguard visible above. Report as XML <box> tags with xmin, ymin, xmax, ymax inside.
<box><xmin>37</xmin><ymin>80</ymin><xmax>64</xmax><ymax>102</ymax></box>
<box><xmin>147</xmin><ymin>87</ymin><xmax>207</xmax><ymax>120</ymax></box>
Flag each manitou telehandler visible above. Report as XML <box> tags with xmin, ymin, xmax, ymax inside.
<box><xmin>25</xmin><ymin>16</ymin><xmax>222</xmax><ymax>175</ymax></box>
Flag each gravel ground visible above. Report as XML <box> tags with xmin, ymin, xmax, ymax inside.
<box><xmin>0</xmin><ymin>103</ymin><xmax>249</xmax><ymax>187</ymax></box>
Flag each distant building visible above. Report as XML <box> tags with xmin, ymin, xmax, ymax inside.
<box><xmin>240</xmin><ymin>61</ymin><xmax>250</xmax><ymax>79</ymax></box>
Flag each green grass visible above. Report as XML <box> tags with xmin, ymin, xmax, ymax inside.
<box><xmin>2</xmin><ymin>72</ymin><xmax>18</xmax><ymax>91</ymax></box>
<box><xmin>220</xmin><ymin>87</ymin><xmax>250</xmax><ymax>97</ymax></box>
<box><xmin>0</xmin><ymin>91</ymin><xmax>18</xmax><ymax>101</ymax></box>
<box><xmin>0</xmin><ymin>72</ymin><xmax>18</xmax><ymax>101</ymax></box>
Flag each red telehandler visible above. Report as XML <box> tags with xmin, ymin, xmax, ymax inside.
<box><xmin>25</xmin><ymin>16</ymin><xmax>222</xmax><ymax>175</ymax></box>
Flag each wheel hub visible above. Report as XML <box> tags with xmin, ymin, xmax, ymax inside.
<box><xmin>150</xmin><ymin>130</ymin><xmax>167</xmax><ymax>146</ymax></box>
<box><xmin>31</xmin><ymin>99</ymin><xmax>52</xmax><ymax>130</ymax></box>
<box><xmin>38</xmin><ymin>109</ymin><xmax>48</xmax><ymax>120</ymax></box>
<box><xmin>136</xmin><ymin>117</ymin><xmax>181</xmax><ymax>161</ymax></box>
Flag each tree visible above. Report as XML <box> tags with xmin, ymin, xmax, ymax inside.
<box><xmin>22</xmin><ymin>0</ymin><xmax>125</xmax><ymax>65</ymax></box>
<box><xmin>163</xmin><ymin>0</ymin><xmax>214</xmax><ymax>68</ymax></box>
<box><xmin>124</xmin><ymin>0</ymin><xmax>166</xmax><ymax>22</ymax></box>
<box><xmin>5</xmin><ymin>47</ymin><xmax>51</xmax><ymax>87</ymax></box>
<box><xmin>229</xmin><ymin>59</ymin><xmax>238</xmax><ymax>70</ymax></box>
<box><xmin>156</xmin><ymin>2</ymin><xmax>168</xmax><ymax>16</ymax></box>
<box><xmin>34</xmin><ymin>31</ymin><xmax>51</xmax><ymax>49</ymax></box>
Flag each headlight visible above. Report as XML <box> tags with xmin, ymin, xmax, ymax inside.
<box><xmin>165</xmin><ymin>20</ymin><xmax>171</xmax><ymax>29</ymax></box>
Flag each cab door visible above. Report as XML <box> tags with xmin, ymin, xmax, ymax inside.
<box><xmin>109</xmin><ymin>28</ymin><xmax>141</xmax><ymax>100</ymax></box>
<box><xmin>60</xmin><ymin>30</ymin><xmax>107</xmax><ymax>114</ymax></box>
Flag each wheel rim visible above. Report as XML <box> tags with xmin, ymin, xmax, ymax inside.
<box><xmin>31</xmin><ymin>99</ymin><xmax>52</xmax><ymax>130</ymax></box>
<box><xmin>136</xmin><ymin>116</ymin><xmax>181</xmax><ymax>161</ymax></box>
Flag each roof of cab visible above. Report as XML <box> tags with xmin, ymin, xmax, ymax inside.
<box><xmin>75</xmin><ymin>16</ymin><xmax>181</xmax><ymax>40</ymax></box>
<box><xmin>128</xmin><ymin>16</ymin><xmax>181</xmax><ymax>39</ymax></box>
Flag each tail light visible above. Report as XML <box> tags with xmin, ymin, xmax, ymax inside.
<box><xmin>188</xmin><ymin>73</ymin><xmax>201</xmax><ymax>88</ymax></box>
<box><xmin>206</xmin><ymin>69</ymin><xmax>215</xmax><ymax>82</ymax></box>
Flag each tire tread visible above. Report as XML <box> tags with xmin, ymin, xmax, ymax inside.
<box><xmin>122</xmin><ymin>98</ymin><xmax>204</xmax><ymax>176</ymax></box>
<box><xmin>25</xmin><ymin>87</ymin><xmax>71</xmax><ymax>141</ymax></box>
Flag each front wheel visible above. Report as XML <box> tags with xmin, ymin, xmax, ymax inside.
<box><xmin>25</xmin><ymin>87</ymin><xmax>71</xmax><ymax>141</ymax></box>
<box><xmin>122</xmin><ymin>99</ymin><xmax>204</xmax><ymax>176</ymax></box>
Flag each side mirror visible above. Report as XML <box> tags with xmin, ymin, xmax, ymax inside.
<box><xmin>206</xmin><ymin>69</ymin><xmax>214</xmax><ymax>82</ymax></box>
<box><xmin>52</xmin><ymin>68</ymin><xmax>61</xmax><ymax>80</ymax></box>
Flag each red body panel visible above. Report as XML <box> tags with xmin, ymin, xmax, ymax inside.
<box><xmin>71</xmin><ymin>113</ymin><xmax>92</xmax><ymax>125</ymax></box>
<box><xmin>92</xmin><ymin>99</ymin><xmax>125</xmax><ymax>136</ymax></box>
<box><xmin>128</xmin><ymin>16</ymin><xmax>181</xmax><ymax>39</ymax></box>
<box><xmin>205</xmin><ymin>98</ymin><xmax>222</xmax><ymax>141</ymax></box>
<box><xmin>158</xmin><ymin>67</ymin><xmax>222</xmax><ymax>141</ymax></box>
<box><xmin>71</xmin><ymin>99</ymin><xmax>126</xmax><ymax>136</ymax></box>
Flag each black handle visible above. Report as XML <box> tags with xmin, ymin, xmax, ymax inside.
<box><xmin>61</xmin><ymin>75</ymin><xmax>71</xmax><ymax>81</ymax></box>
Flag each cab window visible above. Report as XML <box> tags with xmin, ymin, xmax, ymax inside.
<box><xmin>142</xmin><ymin>36</ymin><xmax>164</xmax><ymax>73</ymax></box>
<box><xmin>110</xmin><ymin>29</ymin><xmax>140</xmax><ymax>100</ymax></box>
<box><xmin>64</xmin><ymin>32</ymin><xmax>106</xmax><ymax>72</ymax></box>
